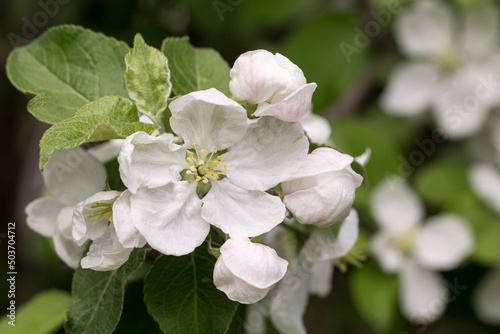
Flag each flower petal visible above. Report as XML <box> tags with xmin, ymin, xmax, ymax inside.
<box><xmin>394</xmin><ymin>0</ymin><xmax>454</xmax><ymax>58</ymax></box>
<box><xmin>414</xmin><ymin>214</ymin><xmax>473</xmax><ymax>270</ymax></box>
<box><xmin>432</xmin><ymin>66</ymin><xmax>496</xmax><ymax>139</ymax></box>
<box><xmin>80</xmin><ymin>225</ymin><xmax>133</xmax><ymax>271</ymax></box>
<box><xmin>283</xmin><ymin>147</ymin><xmax>359</xmax><ymax>181</ymax></box>
<box><xmin>216</xmin><ymin>238</ymin><xmax>288</xmax><ymax>290</ymax></box>
<box><xmin>118</xmin><ymin>132</ymin><xmax>185</xmax><ymax>193</ymax></box>
<box><xmin>380</xmin><ymin>62</ymin><xmax>438</xmax><ymax>116</ymax></box>
<box><xmin>283</xmin><ymin>173</ymin><xmax>357</xmax><ymax>226</ymax></box>
<box><xmin>131</xmin><ymin>181</ymin><xmax>210</xmax><ymax>255</ymax></box>
<box><xmin>202</xmin><ymin>179</ymin><xmax>285</xmax><ymax>238</ymax></box>
<box><xmin>473</xmin><ymin>266</ymin><xmax>500</xmax><ymax>325</ymax></box>
<box><xmin>371</xmin><ymin>231</ymin><xmax>405</xmax><ymax>274</ymax></box>
<box><xmin>370</xmin><ymin>179</ymin><xmax>424</xmax><ymax>233</ymax></box>
<box><xmin>43</xmin><ymin>147</ymin><xmax>107</xmax><ymax>206</ymax></box>
<box><xmin>53</xmin><ymin>230</ymin><xmax>86</xmax><ymax>269</ymax></box>
<box><xmin>113</xmin><ymin>190</ymin><xmax>147</xmax><ymax>248</ymax></box>
<box><xmin>223</xmin><ymin>116</ymin><xmax>309</xmax><ymax>191</ymax></box>
<box><xmin>253</xmin><ymin>83</ymin><xmax>317</xmax><ymax>122</ymax></box>
<box><xmin>300</xmin><ymin>109</ymin><xmax>332</xmax><ymax>145</ymax></box>
<box><xmin>461</xmin><ymin>3</ymin><xmax>500</xmax><ymax>61</ymax></box>
<box><xmin>230</xmin><ymin>50</ymin><xmax>292</xmax><ymax>104</ymax></box>
<box><xmin>25</xmin><ymin>197</ymin><xmax>64</xmax><ymax>237</ymax></box>
<box><xmin>308</xmin><ymin>261</ymin><xmax>333</xmax><ymax>298</ymax></box>
<box><xmin>169</xmin><ymin>88</ymin><xmax>248</xmax><ymax>150</ymax></box>
<box><xmin>399</xmin><ymin>260</ymin><xmax>447</xmax><ymax>324</ymax></box>
<box><xmin>469</xmin><ymin>163</ymin><xmax>500</xmax><ymax>214</ymax></box>
<box><xmin>87</xmin><ymin>139</ymin><xmax>123</xmax><ymax>163</ymax></box>
<box><xmin>270</xmin><ymin>278</ymin><xmax>309</xmax><ymax>334</ymax></box>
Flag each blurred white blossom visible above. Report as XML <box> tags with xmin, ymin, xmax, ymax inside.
<box><xmin>370</xmin><ymin>179</ymin><xmax>474</xmax><ymax>323</ymax></box>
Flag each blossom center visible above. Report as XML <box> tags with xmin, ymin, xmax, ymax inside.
<box><xmin>182</xmin><ymin>143</ymin><xmax>227</xmax><ymax>184</ymax></box>
<box><xmin>432</xmin><ymin>46</ymin><xmax>462</xmax><ymax>72</ymax></box>
<box><xmin>391</xmin><ymin>226</ymin><xmax>418</xmax><ymax>254</ymax></box>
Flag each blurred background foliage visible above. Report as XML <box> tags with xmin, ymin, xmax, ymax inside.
<box><xmin>1</xmin><ymin>0</ymin><xmax>499</xmax><ymax>333</ymax></box>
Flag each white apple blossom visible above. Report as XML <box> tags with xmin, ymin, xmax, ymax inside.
<box><xmin>25</xmin><ymin>147</ymin><xmax>107</xmax><ymax>268</ymax></box>
<box><xmin>282</xmin><ymin>148</ymin><xmax>363</xmax><ymax>227</ymax></box>
<box><xmin>473</xmin><ymin>266</ymin><xmax>500</xmax><ymax>325</ymax></box>
<box><xmin>213</xmin><ymin>237</ymin><xmax>288</xmax><ymax>304</ymax></box>
<box><xmin>230</xmin><ymin>50</ymin><xmax>317</xmax><ymax>122</ymax></box>
<box><xmin>118</xmin><ymin>88</ymin><xmax>309</xmax><ymax>256</ymax></box>
<box><xmin>268</xmin><ymin>210</ymin><xmax>359</xmax><ymax>334</ymax></box>
<box><xmin>370</xmin><ymin>179</ymin><xmax>474</xmax><ymax>323</ymax></box>
<box><xmin>72</xmin><ymin>190</ymin><xmax>146</xmax><ymax>271</ymax></box>
<box><xmin>380</xmin><ymin>0</ymin><xmax>500</xmax><ymax>139</ymax></box>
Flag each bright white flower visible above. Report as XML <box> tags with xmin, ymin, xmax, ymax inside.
<box><xmin>469</xmin><ymin>163</ymin><xmax>500</xmax><ymax>214</ymax></box>
<box><xmin>299</xmin><ymin>109</ymin><xmax>332</xmax><ymax>145</ymax></box>
<box><xmin>25</xmin><ymin>147</ymin><xmax>107</xmax><ymax>268</ymax></box>
<box><xmin>268</xmin><ymin>210</ymin><xmax>359</xmax><ymax>334</ymax></box>
<box><xmin>213</xmin><ymin>237</ymin><xmax>288</xmax><ymax>304</ymax></box>
<box><xmin>473</xmin><ymin>266</ymin><xmax>500</xmax><ymax>325</ymax></box>
<box><xmin>370</xmin><ymin>179</ymin><xmax>474</xmax><ymax>323</ymax></box>
<box><xmin>380</xmin><ymin>0</ymin><xmax>500</xmax><ymax>139</ymax></box>
<box><xmin>118</xmin><ymin>88</ymin><xmax>309</xmax><ymax>256</ymax></box>
<box><xmin>282</xmin><ymin>148</ymin><xmax>363</xmax><ymax>227</ymax></box>
<box><xmin>230</xmin><ymin>50</ymin><xmax>317</xmax><ymax>122</ymax></box>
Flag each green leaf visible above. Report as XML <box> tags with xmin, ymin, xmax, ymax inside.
<box><xmin>144</xmin><ymin>245</ymin><xmax>238</xmax><ymax>334</ymax></box>
<box><xmin>414</xmin><ymin>158</ymin><xmax>470</xmax><ymax>207</ymax></box>
<box><xmin>161</xmin><ymin>37</ymin><xmax>231</xmax><ymax>96</ymax></box>
<box><xmin>39</xmin><ymin>96</ymin><xmax>158</xmax><ymax>169</ymax></box>
<box><xmin>0</xmin><ymin>289</ymin><xmax>71</xmax><ymax>334</ymax></box>
<box><xmin>65</xmin><ymin>248</ymin><xmax>148</xmax><ymax>334</ymax></box>
<box><xmin>279</xmin><ymin>13</ymin><xmax>371</xmax><ymax>111</ymax></box>
<box><xmin>6</xmin><ymin>25</ymin><xmax>130</xmax><ymax>124</ymax></box>
<box><xmin>125</xmin><ymin>34</ymin><xmax>171</xmax><ymax>119</ymax></box>
<box><xmin>349</xmin><ymin>263</ymin><xmax>399</xmax><ymax>333</ymax></box>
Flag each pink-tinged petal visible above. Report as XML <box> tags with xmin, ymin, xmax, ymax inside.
<box><xmin>473</xmin><ymin>266</ymin><xmax>500</xmax><ymax>325</ymax></box>
<box><xmin>394</xmin><ymin>0</ymin><xmax>454</xmax><ymax>58</ymax></box>
<box><xmin>44</xmin><ymin>147</ymin><xmax>107</xmax><ymax>206</ymax></box>
<box><xmin>254</xmin><ymin>83</ymin><xmax>317</xmax><ymax>122</ymax></box>
<box><xmin>283</xmin><ymin>172</ymin><xmax>357</xmax><ymax>227</ymax></box>
<box><xmin>282</xmin><ymin>148</ymin><xmax>358</xmax><ymax>181</ymax></box>
<box><xmin>25</xmin><ymin>197</ymin><xmax>64</xmax><ymax>237</ymax></box>
<box><xmin>370</xmin><ymin>179</ymin><xmax>424</xmax><ymax>233</ymax></box>
<box><xmin>230</xmin><ymin>50</ymin><xmax>291</xmax><ymax>104</ymax></box>
<box><xmin>118</xmin><ymin>132</ymin><xmax>185</xmax><ymax>193</ymax></box>
<box><xmin>202</xmin><ymin>179</ymin><xmax>285</xmax><ymax>238</ymax></box>
<box><xmin>214</xmin><ymin>238</ymin><xmax>288</xmax><ymax>304</ymax></box>
<box><xmin>113</xmin><ymin>190</ymin><xmax>146</xmax><ymax>248</ymax></box>
<box><xmin>223</xmin><ymin>116</ymin><xmax>309</xmax><ymax>191</ymax></box>
<box><xmin>169</xmin><ymin>88</ymin><xmax>248</xmax><ymax>150</ymax></box>
<box><xmin>400</xmin><ymin>260</ymin><xmax>447</xmax><ymax>324</ymax></box>
<box><xmin>414</xmin><ymin>214</ymin><xmax>473</xmax><ymax>270</ymax></box>
<box><xmin>380</xmin><ymin>62</ymin><xmax>438</xmax><ymax>116</ymax></box>
<box><xmin>131</xmin><ymin>181</ymin><xmax>210</xmax><ymax>256</ymax></box>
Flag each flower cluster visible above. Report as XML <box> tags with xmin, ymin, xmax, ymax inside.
<box><xmin>26</xmin><ymin>49</ymin><xmax>362</xmax><ymax>304</ymax></box>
